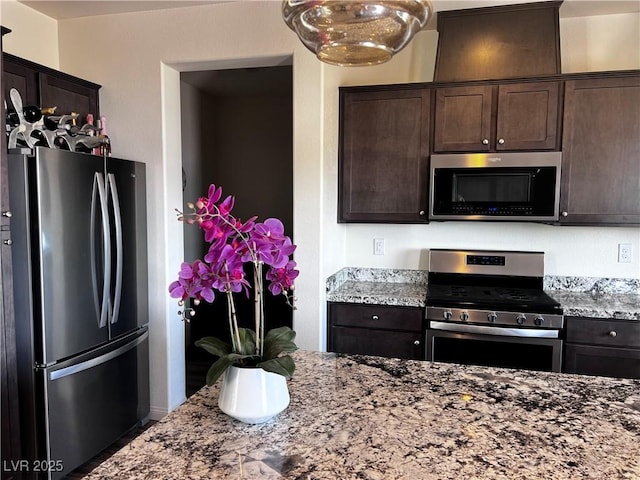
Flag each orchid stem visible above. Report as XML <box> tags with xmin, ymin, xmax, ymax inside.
<box><xmin>253</xmin><ymin>262</ymin><xmax>265</xmax><ymax>358</ymax></box>
<box><xmin>226</xmin><ymin>291</ymin><xmax>241</xmax><ymax>354</ymax></box>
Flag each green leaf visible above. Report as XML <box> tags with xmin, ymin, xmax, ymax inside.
<box><xmin>204</xmin><ymin>353</ymin><xmax>247</xmax><ymax>385</ymax></box>
<box><xmin>257</xmin><ymin>355</ymin><xmax>296</xmax><ymax>379</ymax></box>
<box><xmin>237</xmin><ymin>328</ymin><xmax>257</xmax><ymax>356</ymax></box>
<box><xmin>262</xmin><ymin>327</ymin><xmax>298</xmax><ymax>360</ymax></box>
<box><xmin>195</xmin><ymin>337</ymin><xmax>231</xmax><ymax>358</ymax></box>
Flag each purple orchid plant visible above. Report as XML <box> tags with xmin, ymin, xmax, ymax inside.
<box><xmin>169</xmin><ymin>184</ymin><xmax>299</xmax><ymax>384</ymax></box>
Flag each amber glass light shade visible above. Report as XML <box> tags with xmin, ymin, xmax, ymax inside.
<box><xmin>282</xmin><ymin>0</ymin><xmax>434</xmax><ymax>66</ymax></box>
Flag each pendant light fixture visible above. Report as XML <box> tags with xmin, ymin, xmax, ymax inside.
<box><xmin>282</xmin><ymin>0</ymin><xmax>434</xmax><ymax>67</ymax></box>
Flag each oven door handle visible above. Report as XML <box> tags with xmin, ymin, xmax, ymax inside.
<box><xmin>429</xmin><ymin>321</ymin><xmax>560</xmax><ymax>339</ymax></box>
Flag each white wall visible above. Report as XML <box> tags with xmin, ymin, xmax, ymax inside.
<box><xmin>1</xmin><ymin>0</ymin><xmax>59</xmax><ymax>69</ymax></box>
<box><xmin>561</xmin><ymin>13</ymin><xmax>640</xmax><ymax>73</ymax></box>
<box><xmin>3</xmin><ymin>3</ymin><xmax>639</xmax><ymax>417</ymax></box>
<box><xmin>57</xmin><ymin>3</ymin><xmax>323</xmax><ymax>417</ymax></box>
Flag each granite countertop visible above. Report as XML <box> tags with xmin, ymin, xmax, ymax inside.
<box><xmin>326</xmin><ymin>268</ymin><xmax>640</xmax><ymax>320</ymax></box>
<box><xmin>545</xmin><ymin>276</ymin><xmax>640</xmax><ymax>320</ymax></box>
<box><xmin>326</xmin><ymin>267</ymin><xmax>428</xmax><ymax>307</ymax></box>
<box><xmin>81</xmin><ymin>351</ymin><xmax>640</xmax><ymax>479</ymax></box>
<box><xmin>547</xmin><ymin>290</ymin><xmax>640</xmax><ymax>320</ymax></box>
<box><xmin>327</xmin><ymin>280</ymin><xmax>428</xmax><ymax>307</ymax></box>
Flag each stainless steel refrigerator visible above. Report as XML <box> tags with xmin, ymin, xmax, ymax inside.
<box><xmin>8</xmin><ymin>147</ymin><xmax>150</xmax><ymax>479</ymax></box>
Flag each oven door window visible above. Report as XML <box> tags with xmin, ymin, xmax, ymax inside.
<box><xmin>427</xmin><ymin>331</ymin><xmax>562</xmax><ymax>372</ymax></box>
<box><xmin>432</xmin><ymin>166</ymin><xmax>557</xmax><ymax>217</ymax></box>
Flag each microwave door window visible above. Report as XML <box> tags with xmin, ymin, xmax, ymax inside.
<box><xmin>454</xmin><ymin>173</ymin><xmax>531</xmax><ymax>203</ymax></box>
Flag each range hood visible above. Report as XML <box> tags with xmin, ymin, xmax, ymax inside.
<box><xmin>434</xmin><ymin>1</ymin><xmax>563</xmax><ymax>82</ymax></box>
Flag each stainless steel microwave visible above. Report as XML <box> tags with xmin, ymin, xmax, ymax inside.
<box><xmin>429</xmin><ymin>152</ymin><xmax>562</xmax><ymax>222</ymax></box>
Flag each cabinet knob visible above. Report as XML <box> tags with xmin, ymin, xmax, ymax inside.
<box><xmin>561</xmin><ymin>211</ymin><xmax>568</xmax><ymax>217</ymax></box>
<box><xmin>498</xmin><ymin>138</ymin><xmax>505</xmax><ymax>145</ymax></box>
<box><xmin>419</xmin><ymin>210</ymin><xmax>425</xmax><ymax>216</ymax></box>
<box><xmin>3</xmin><ymin>239</ymin><xmax>13</xmax><ymax>246</ymax></box>
<box><xmin>482</xmin><ymin>139</ymin><xmax>489</xmax><ymax>145</ymax></box>
<box><xmin>608</xmin><ymin>331</ymin><xmax>617</xmax><ymax>337</ymax></box>
<box><xmin>2</xmin><ymin>211</ymin><xmax>12</xmax><ymax>218</ymax></box>
<box><xmin>372</xmin><ymin>315</ymin><xmax>379</xmax><ymax>320</ymax></box>
<box><xmin>413</xmin><ymin>340</ymin><xmax>421</xmax><ymax>346</ymax></box>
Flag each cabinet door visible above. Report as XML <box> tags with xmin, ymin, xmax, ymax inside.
<box><xmin>330</xmin><ymin>326</ymin><xmax>424</xmax><ymax>360</ymax></box>
<box><xmin>1</xmin><ymin>231</ymin><xmax>21</xmax><ymax>476</ymax></box>
<box><xmin>496</xmin><ymin>81</ymin><xmax>560</xmax><ymax>151</ymax></box>
<box><xmin>560</xmin><ymin>75</ymin><xmax>640</xmax><ymax>225</ymax></box>
<box><xmin>3</xmin><ymin>54</ymin><xmax>39</xmax><ymax>106</ymax></box>
<box><xmin>339</xmin><ymin>88</ymin><xmax>430</xmax><ymax>223</ymax></box>
<box><xmin>3</xmin><ymin>53</ymin><xmax>100</xmax><ymax>126</ymax></box>
<box><xmin>564</xmin><ymin>343</ymin><xmax>640</xmax><ymax>379</ymax></box>
<box><xmin>39</xmin><ymin>72</ymin><xmax>100</xmax><ymax>125</ymax></box>
<box><xmin>328</xmin><ymin>303</ymin><xmax>424</xmax><ymax>360</ymax></box>
<box><xmin>433</xmin><ymin>85</ymin><xmax>493</xmax><ymax>152</ymax></box>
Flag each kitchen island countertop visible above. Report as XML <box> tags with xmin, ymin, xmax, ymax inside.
<box><xmin>81</xmin><ymin>351</ymin><xmax>640</xmax><ymax>479</ymax></box>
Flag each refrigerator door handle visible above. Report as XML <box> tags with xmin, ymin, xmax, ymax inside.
<box><xmin>107</xmin><ymin>173</ymin><xmax>123</xmax><ymax>325</ymax></box>
<box><xmin>90</xmin><ymin>172</ymin><xmax>111</xmax><ymax>329</ymax></box>
<box><xmin>48</xmin><ymin>330</ymin><xmax>148</xmax><ymax>381</ymax></box>
<box><xmin>90</xmin><ymin>174</ymin><xmax>99</xmax><ymax>322</ymax></box>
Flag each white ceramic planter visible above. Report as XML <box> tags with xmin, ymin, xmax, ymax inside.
<box><xmin>218</xmin><ymin>365</ymin><xmax>290</xmax><ymax>424</ymax></box>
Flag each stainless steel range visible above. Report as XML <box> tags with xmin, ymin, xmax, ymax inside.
<box><xmin>425</xmin><ymin>249</ymin><xmax>564</xmax><ymax>372</ymax></box>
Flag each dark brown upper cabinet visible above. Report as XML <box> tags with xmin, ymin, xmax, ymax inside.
<box><xmin>433</xmin><ymin>81</ymin><xmax>561</xmax><ymax>153</ymax></box>
<box><xmin>3</xmin><ymin>53</ymin><xmax>100</xmax><ymax>126</ymax></box>
<box><xmin>339</xmin><ymin>86</ymin><xmax>430</xmax><ymax>223</ymax></box>
<box><xmin>435</xmin><ymin>1</ymin><xmax>561</xmax><ymax>83</ymax></box>
<box><xmin>560</xmin><ymin>73</ymin><xmax>640</xmax><ymax>226</ymax></box>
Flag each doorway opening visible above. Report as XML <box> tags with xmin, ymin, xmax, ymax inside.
<box><xmin>179</xmin><ymin>65</ymin><xmax>293</xmax><ymax>396</ymax></box>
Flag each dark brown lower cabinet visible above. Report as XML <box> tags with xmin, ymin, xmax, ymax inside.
<box><xmin>328</xmin><ymin>303</ymin><xmax>425</xmax><ymax>360</ymax></box>
<box><xmin>564</xmin><ymin>316</ymin><xmax>640</xmax><ymax>379</ymax></box>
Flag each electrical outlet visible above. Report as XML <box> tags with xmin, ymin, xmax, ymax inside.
<box><xmin>373</xmin><ymin>238</ymin><xmax>385</xmax><ymax>255</ymax></box>
<box><xmin>618</xmin><ymin>243</ymin><xmax>632</xmax><ymax>263</ymax></box>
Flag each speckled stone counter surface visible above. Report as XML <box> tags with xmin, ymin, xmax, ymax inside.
<box><xmin>326</xmin><ymin>268</ymin><xmax>640</xmax><ymax>319</ymax></box>
<box><xmin>82</xmin><ymin>351</ymin><xmax>640</xmax><ymax>480</ymax></box>
<box><xmin>545</xmin><ymin>276</ymin><xmax>640</xmax><ymax>320</ymax></box>
<box><xmin>326</xmin><ymin>267</ymin><xmax>428</xmax><ymax>307</ymax></box>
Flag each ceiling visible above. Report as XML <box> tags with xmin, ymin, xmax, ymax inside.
<box><xmin>16</xmin><ymin>0</ymin><xmax>639</xmax><ymax>97</ymax></box>
<box><xmin>18</xmin><ymin>0</ymin><xmax>640</xmax><ymax>25</ymax></box>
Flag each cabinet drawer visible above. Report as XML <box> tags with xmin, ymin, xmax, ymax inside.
<box><xmin>329</xmin><ymin>303</ymin><xmax>423</xmax><ymax>331</ymax></box>
<box><xmin>329</xmin><ymin>326</ymin><xmax>424</xmax><ymax>360</ymax></box>
<box><xmin>565</xmin><ymin>317</ymin><xmax>640</xmax><ymax>348</ymax></box>
<box><xmin>564</xmin><ymin>343</ymin><xmax>640</xmax><ymax>379</ymax></box>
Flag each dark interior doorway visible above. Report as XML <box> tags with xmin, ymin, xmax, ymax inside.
<box><xmin>179</xmin><ymin>65</ymin><xmax>293</xmax><ymax>396</ymax></box>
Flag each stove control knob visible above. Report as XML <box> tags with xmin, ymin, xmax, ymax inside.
<box><xmin>443</xmin><ymin>310</ymin><xmax>453</xmax><ymax>321</ymax></box>
<box><xmin>487</xmin><ymin>312</ymin><xmax>498</xmax><ymax>323</ymax></box>
<box><xmin>516</xmin><ymin>314</ymin><xmax>527</xmax><ymax>325</ymax></box>
<box><xmin>534</xmin><ymin>316</ymin><xmax>545</xmax><ymax>326</ymax></box>
<box><xmin>460</xmin><ymin>311</ymin><xmax>469</xmax><ymax>322</ymax></box>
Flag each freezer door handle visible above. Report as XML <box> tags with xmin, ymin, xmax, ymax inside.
<box><xmin>48</xmin><ymin>330</ymin><xmax>148</xmax><ymax>381</ymax></box>
<box><xmin>107</xmin><ymin>173</ymin><xmax>123</xmax><ymax>325</ymax></box>
<box><xmin>91</xmin><ymin>172</ymin><xmax>111</xmax><ymax>328</ymax></box>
